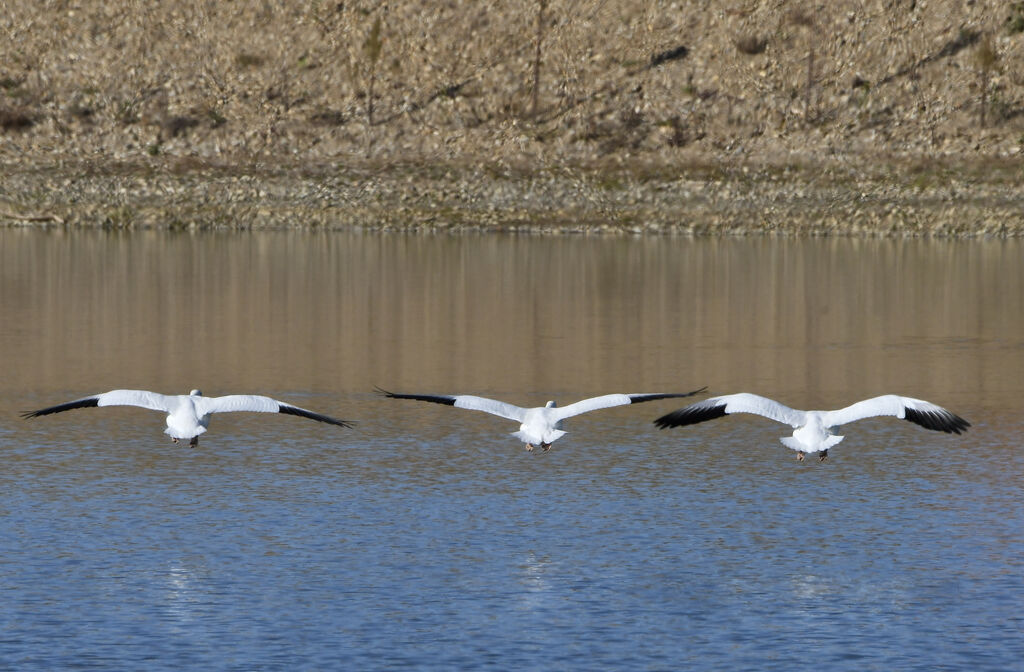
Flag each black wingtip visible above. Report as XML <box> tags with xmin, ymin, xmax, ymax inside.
<box><xmin>904</xmin><ymin>407</ymin><xmax>970</xmax><ymax>435</ymax></box>
<box><xmin>627</xmin><ymin>386</ymin><xmax>709</xmax><ymax>406</ymax></box>
<box><xmin>653</xmin><ymin>401</ymin><xmax>727</xmax><ymax>430</ymax></box>
<box><xmin>653</xmin><ymin>410</ymin><xmax>683</xmax><ymax>430</ymax></box>
<box><xmin>21</xmin><ymin>397</ymin><xmax>100</xmax><ymax>419</ymax></box>
<box><xmin>277</xmin><ymin>404</ymin><xmax>355</xmax><ymax>429</ymax></box>
<box><xmin>376</xmin><ymin>388</ymin><xmax>457</xmax><ymax>406</ymax></box>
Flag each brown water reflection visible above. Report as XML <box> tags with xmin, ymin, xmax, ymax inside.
<box><xmin>2</xmin><ymin>229</ymin><xmax>1020</xmax><ymax>416</ymax></box>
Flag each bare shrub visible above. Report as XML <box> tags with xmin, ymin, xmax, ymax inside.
<box><xmin>974</xmin><ymin>34</ymin><xmax>999</xmax><ymax>127</ymax></box>
<box><xmin>734</xmin><ymin>34</ymin><xmax>767</xmax><ymax>56</ymax></box>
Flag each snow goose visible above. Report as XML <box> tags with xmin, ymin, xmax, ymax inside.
<box><xmin>653</xmin><ymin>393</ymin><xmax>969</xmax><ymax>461</ymax></box>
<box><xmin>22</xmin><ymin>389</ymin><xmax>353</xmax><ymax>446</ymax></box>
<box><xmin>379</xmin><ymin>386</ymin><xmax>707</xmax><ymax>450</ymax></box>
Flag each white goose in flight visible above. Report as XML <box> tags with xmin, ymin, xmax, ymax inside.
<box><xmin>22</xmin><ymin>389</ymin><xmax>353</xmax><ymax>446</ymax></box>
<box><xmin>379</xmin><ymin>386</ymin><xmax>707</xmax><ymax>450</ymax></box>
<box><xmin>653</xmin><ymin>393</ymin><xmax>969</xmax><ymax>461</ymax></box>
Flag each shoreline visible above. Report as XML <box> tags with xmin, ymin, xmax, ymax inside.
<box><xmin>2</xmin><ymin>156</ymin><xmax>1022</xmax><ymax>237</ymax></box>
<box><xmin>4</xmin><ymin>2</ymin><xmax>1024</xmax><ymax>237</ymax></box>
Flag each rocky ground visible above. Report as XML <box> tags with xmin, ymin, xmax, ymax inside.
<box><xmin>2</xmin><ymin>0</ymin><xmax>1023</xmax><ymax>235</ymax></box>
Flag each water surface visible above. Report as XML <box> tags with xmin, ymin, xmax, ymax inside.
<box><xmin>1</xmin><ymin>230</ymin><xmax>1021</xmax><ymax>670</ymax></box>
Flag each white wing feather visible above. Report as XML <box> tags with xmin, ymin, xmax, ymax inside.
<box><xmin>552</xmin><ymin>394</ymin><xmax>634</xmax><ymax>420</ymax></box>
<box><xmin>718</xmin><ymin>393</ymin><xmax>807</xmax><ymax>427</ymax></box>
<box><xmin>452</xmin><ymin>396</ymin><xmax>528</xmax><ymax>422</ymax></box>
<box><xmin>823</xmin><ymin>395</ymin><xmax>928</xmax><ymax>427</ymax></box>
<box><xmin>97</xmin><ymin>390</ymin><xmax>178</xmax><ymax>413</ymax></box>
<box><xmin>193</xmin><ymin>395</ymin><xmax>283</xmax><ymax>415</ymax></box>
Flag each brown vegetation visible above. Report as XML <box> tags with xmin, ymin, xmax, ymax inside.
<box><xmin>0</xmin><ymin>1</ymin><xmax>1023</xmax><ymax>233</ymax></box>
<box><xmin>3</xmin><ymin>0</ymin><xmax>1023</xmax><ymax>160</ymax></box>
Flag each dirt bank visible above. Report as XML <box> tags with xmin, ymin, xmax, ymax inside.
<box><xmin>2</xmin><ymin>1</ymin><xmax>1023</xmax><ymax>235</ymax></box>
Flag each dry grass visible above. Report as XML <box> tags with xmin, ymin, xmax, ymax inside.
<box><xmin>0</xmin><ymin>0</ymin><xmax>1022</xmax><ymax>165</ymax></box>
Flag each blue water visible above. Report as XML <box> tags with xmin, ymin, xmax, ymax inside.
<box><xmin>2</xmin><ymin>231</ymin><xmax>1023</xmax><ymax>669</ymax></box>
<box><xmin>2</xmin><ymin>410</ymin><xmax>1021</xmax><ymax>671</ymax></box>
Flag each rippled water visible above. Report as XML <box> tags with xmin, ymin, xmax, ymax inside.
<box><xmin>1</xmin><ymin>230</ymin><xmax>1022</xmax><ymax>670</ymax></box>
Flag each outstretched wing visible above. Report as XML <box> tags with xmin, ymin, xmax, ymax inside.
<box><xmin>21</xmin><ymin>389</ymin><xmax>177</xmax><ymax>418</ymax></box>
<box><xmin>654</xmin><ymin>393</ymin><xmax>806</xmax><ymax>429</ymax></box>
<box><xmin>195</xmin><ymin>395</ymin><xmax>353</xmax><ymax>428</ymax></box>
<box><xmin>377</xmin><ymin>387</ymin><xmax>527</xmax><ymax>422</ymax></box>
<box><xmin>554</xmin><ymin>387</ymin><xmax>708</xmax><ymax>421</ymax></box>
<box><xmin>823</xmin><ymin>395</ymin><xmax>969</xmax><ymax>434</ymax></box>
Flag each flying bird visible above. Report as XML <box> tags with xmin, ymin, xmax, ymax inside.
<box><xmin>21</xmin><ymin>389</ymin><xmax>353</xmax><ymax>446</ymax></box>
<box><xmin>379</xmin><ymin>386</ymin><xmax>707</xmax><ymax>450</ymax></box>
<box><xmin>653</xmin><ymin>393</ymin><xmax>969</xmax><ymax>461</ymax></box>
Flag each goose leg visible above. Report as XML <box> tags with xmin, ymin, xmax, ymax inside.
<box><xmin>171</xmin><ymin>438</ymin><xmax>179</xmax><ymax>444</ymax></box>
<box><xmin>541</xmin><ymin>442</ymin><xmax>551</xmax><ymax>451</ymax></box>
<box><xmin>818</xmin><ymin>450</ymin><xmax>829</xmax><ymax>462</ymax></box>
<box><xmin>796</xmin><ymin>451</ymin><xmax>805</xmax><ymax>461</ymax></box>
<box><xmin>189</xmin><ymin>436</ymin><xmax>199</xmax><ymax>448</ymax></box>
<box><xmin>525</xmin><ymin>443</ymin><xmax>535</xmax><ymax>452</ymax></box>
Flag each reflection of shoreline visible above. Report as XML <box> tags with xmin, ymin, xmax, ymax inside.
<box><xmin>1</xmin><ymin>231</ymin><xmax>1017</xmax><ymax>410</ymax></box>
